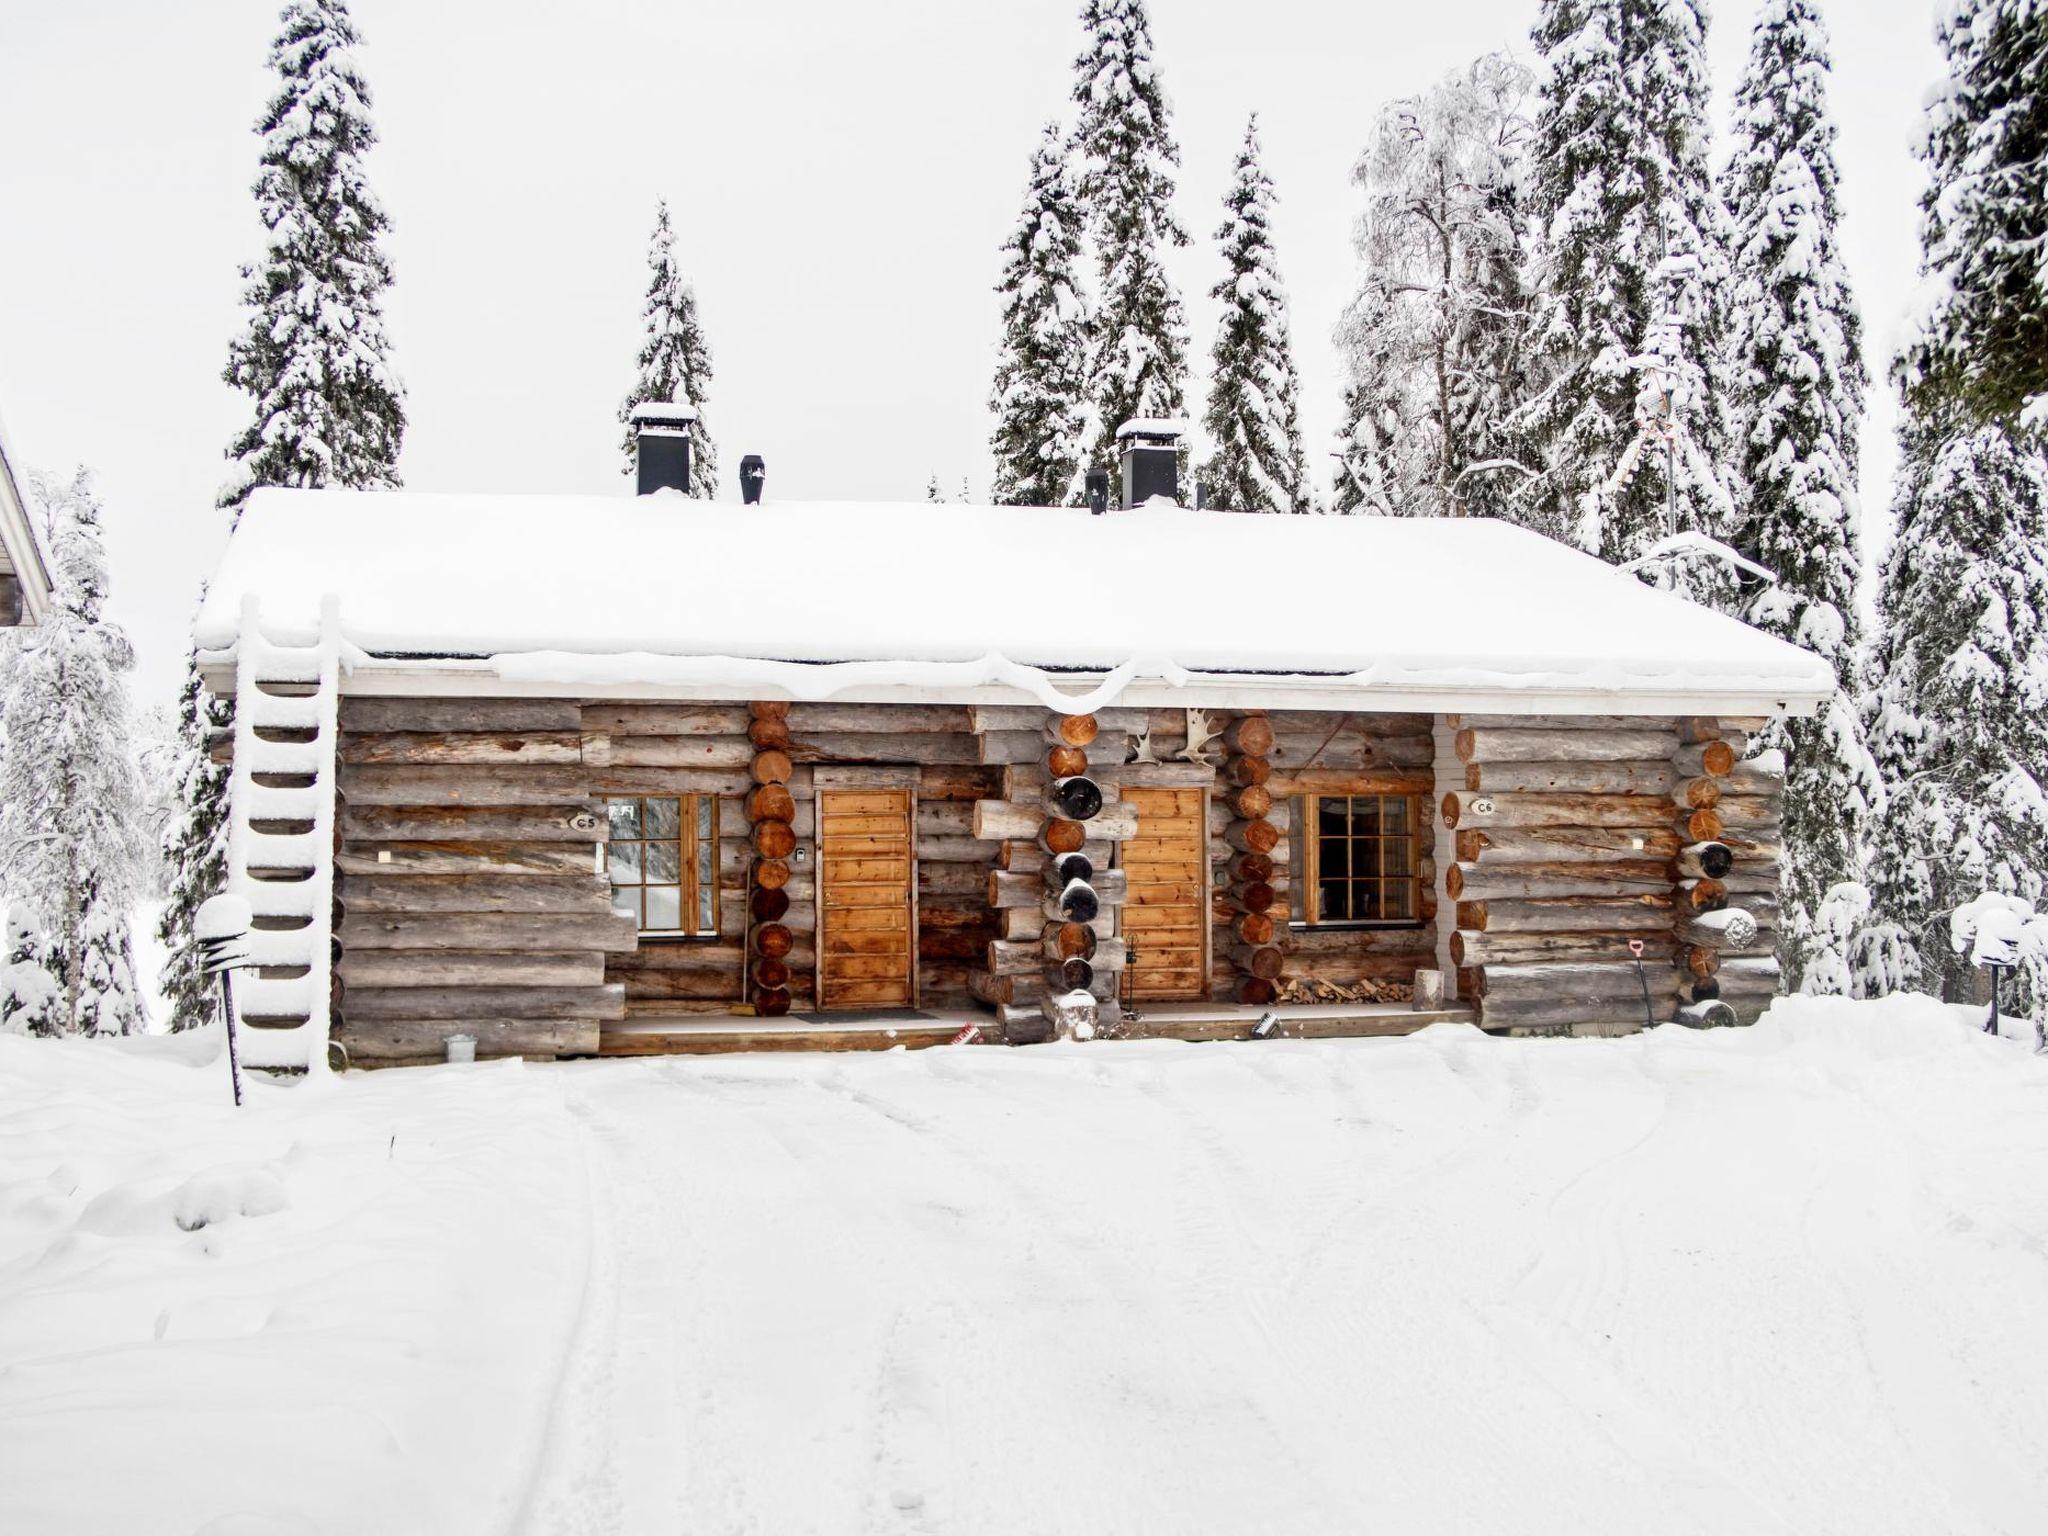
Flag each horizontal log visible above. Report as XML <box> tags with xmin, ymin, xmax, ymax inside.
<box><xmin>783</xmin><ymin>703</ymin><xmax>969</xmax><ymax>734</ymax></box>
<box><xmin>339</xmin><ymin>765</ymin><xmax>598</xmax><ymax>807</ymax></box>
<box><xmin>337</xmin><ymin>841</ymin><xmax>597</xmax><ymax>877</ymax></box>
<box><xmin>341</xmin><ymin>803</ymin><xmax>607</xmax><ymax>843</ymax></box>
<box><xmin>338</xmin><ymin>698</ymin><xmax>584</xmax><ymax>734</ymax></box>
<box><xmin>336</xmin><ymin>1018</ymin><xmax>598</xmax><ymax>1063</ymax></box>
<box><xmin>339</xmin><ymin>873</ymin><xmax>611</xmax><ymax>915</ymax></box>
<box><xmin>987</xmin><ymin>869</ymin><xmax>1126</xmax><ymax>908</ymax></box>
<box><xmin>1446</xmin><ymin>862</ymin><xmax>1673</xmax><ymax>901</ymax></box>
<box><xmin>581</xmin><ymin>703</ymin><xmax>752</xmax><ymax>736</ymax></box>
<box><xmin>337</xmin><ymin>949</ymin><xmax>607</xmax><ymax>988</ymax></box>
<box><xmin>1456</xmin><ymin>727</ymin><xmax>1677</xmax><ymax>763</ymax></box>
<box><xmin>1226</xmin><ymin>716</ymin><xmax>1275</xmax><ymax>756</ymax></box>
<box><xmin>1451</xmin><ymin>930</ymin><xmax>1679</xmax><ymax>967</ymax></box>
<box><xmin>1479</xmin><ymin>962</ymin><xmax>1681</xmax><ymax>1004</ymax></box>
<box><xmin>1677</xmin><ymin>878</ymin><xmax>1728</xmax><ymax>912</ymax></box>
<box><xmin>1445</xmin><ymin>714</ymin><xmax>1672</xmax><ymax>732</ymax></box>
<box><xmin>1442</xmin><ymin>792</ymin><xmax>1674</xmax><ymax>830</ymax></box>
<box><xmin>340</xmin><ymin>732</ymin><xmax>584</xmax><ymax>766</ymax></box>
<box><xmin>1479</xmin><ymin>995</ymin><xmax>1659</xmax><ymax>1030</ymax></box>
<box><xmin>785</xmin><ymin>732</ymin><xmax>983</xmax><ymax>766</ymax></box>
<box><xmin>1677</xmin><ymin>999</ymin><xmax>1738</xmax><ymax>1028</ymax></box>
<box><xmin>1225</xmin><ymin>819</ymin><xmax>1280</xmax><ymax>854</ymax></box>
<box><xmin>1676</xmin><ymin>776</ymin><xmax>1722</xmax><ymax>810</ymax></box>
<box><xmin>747</xmin><ymin>717</ymin><xmax>792</xmax><ymax>750</ymax></box>
<box><xmin>1456</xmin><ymin>826</ymin><xmax>1681</xmax><ymax>864</ymax></box>
<box><xmin>339</xmin><ymin>911</ymin><xmax>640</xmax><ymax>952</ymax></box>
<box><xmin>918</xmin><ymin>863</ymin><xmax>987</xmax><ymax>897</ymax></box>
<box><xmin>343</xmin><ymin>984</ymin><xmax>625</xmax><ymax>1022</ymax></box>
<box><xmin>918</xmin><ymin>835</ymin><xmax>997</xmax><ymax>864</ymax></box>
<box><xmin>981</xmin><ymin>732</ymin><xmax>1125</xmax><ymax>767</ymax></box>
<box><xmin>750</xmin><ymin>749</ymin><xmax>793</xmax><ymax>785</ymax></box>
<box><xmin>1720</xmin><ymin>758</ymin><xmax>1785</xmax><ymax>796</ymax></box>
<box><xmin>1462</xmin><ymin>760</ymin><xmax>1674</xmax><ymax>796</ymax></box>
<box><xmin>1718</xmin><ymin>957</ymin><xmax>1783</xmax><ymax>987</ymax></box>
<box><xmin>1678</xmin><ymin>841</ymin><xmax>1735</xmax><ymax>879</ymax></box>
<box><xmin>605</xmin><ymin>738</ymin><xmax>756</xmax><ymax>769</ymax></box>
<box><xmin>1712</xmin><ymin>795</ymin><xmax>1785</xmax><ymax>831</ymax></box>
<box><xmin>1457</xmin><ymin>895</ymin><xmax>1673</xmax><ymax>933</ymax></box>
<box><xmin>586</xmin><ymin>768</ymin><xmax>752</xmax><ymax>797</ymax></box>
<box><xmin>1003</xmin><ymin>763</ymin><xmax>1123</xmax><ymax>800</ymax></box>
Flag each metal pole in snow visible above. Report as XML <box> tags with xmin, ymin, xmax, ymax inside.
<box><xmin>220</xmin><ymin>968</ymin><xmax>244</xmax><ymax>1107</ymax></box>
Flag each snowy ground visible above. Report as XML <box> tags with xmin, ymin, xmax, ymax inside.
<box><xmin>3</xmin><ymin>998</ymin><xmax>2045</xmax><ymax>1536</ymax></box>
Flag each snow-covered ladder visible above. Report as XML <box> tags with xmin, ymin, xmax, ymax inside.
<box><xmin>223</xmin><ymin>594</ymin><xmax>343</xmax><ymax>1074</ymax></box>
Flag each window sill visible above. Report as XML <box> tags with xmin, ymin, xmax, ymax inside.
<box><xmin>1289</xmin><ymin>920</ymin><xmax>1427</xmax><ymax>933</ymax></box>
<box><xmin>631</xmin><ymin>931</ymin><xmax>725</xmax><ymax>944</ymax></box>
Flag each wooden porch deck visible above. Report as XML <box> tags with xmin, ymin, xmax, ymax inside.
<box><xmin>598</xmin><ymin>1001</ymin><xmax>1480</xmax><ymax>1056</ymax></box>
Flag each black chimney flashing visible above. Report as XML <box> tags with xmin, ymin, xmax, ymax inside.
<box><xmin>1085</xmin><ymin>469</ymin><xmax>1109</xmax><ymax>516</ymax></box>
<box><xmin>739</xmin><ymin>454</ymin><xmax>766</xmax><ymax>505</ymax></box>
<box><xmin>631</xmin><ymin>400</ymin><xmax>698</xmax><ymax>496</ymax></box>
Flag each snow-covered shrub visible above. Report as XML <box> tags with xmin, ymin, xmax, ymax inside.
<box><xmin>1949</xmin><ymin>891</ymin><xmax>2048</xmax><ymax>1049</ymax></box>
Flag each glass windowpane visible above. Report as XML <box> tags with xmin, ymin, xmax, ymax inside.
<box><xmin>644</xmin><ymin>840</ymin><xmax>682</xmax><ymax>883</ymax></box>
<box><xmin>1319</xmin><ymin>798</ymin><xmax>1349</xmax><ymax>837</ymax></box>
<box><xmin>1347</xmin><ymin>796</ymin><xmax>1380</xmax><ymax>835</ymax></box>
<box><xmin>644</xmin><ymin>797</ymin><xmax>682</xmax><ymax>839</ymax></box>
<box><xmin>610</xmin><ymin>886</ymin><xmax>641</xmax><ymax>923</ymax></box>
<box><xmin>608</xmin><ymin>841</ymin><xmax>642</xmax><ymax>883</ymax></box>
<box><xmin>645</xmin><ymin>885</ymin><xmax>682</xmax><ymax>931</ymax></box>
<box><xmin>1319</xmin><ymin>879</ymin><xmax>1350</xmax><ymax>922</ymax></box>
<box><xmin>1382</xmin><ymin>881</ymin><xmax>1415</xmax><ymax>920</ymax></box>
<box><xmin>698</xmin><ymin>884</ymin><xmax>718</xmax><ymax>932</ymax></box>
<box><xmin>608</xmin><ymin>798</ymin><xmax>641</xmax><ymax>840</ymax></box>
<box><xmin>696</xmin><ymin>798</ymin><xmax>715</xmax><ymax>838</ymax></box>
<box><xmin>1382</xmin><ymin>838</ymin><xmax>1415</xmax><ymax>878</ymax></box>
<box><xmin>1381</xmin><ymin>797</ymin><xmax>1410</xmax><ymax>835</ymax></box>
<box><xmin>1356</xmin><ymin>882</ymin><xmax>1382</xmax><ymax>921</ymax></box>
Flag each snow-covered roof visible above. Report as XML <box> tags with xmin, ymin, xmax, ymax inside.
<box><xmin>195</xmin><ymin>488</ymin><xmax>1835</xmax><ymax>715</ymax></box>
<box><xmin>0</xmin><ymin>406</ymin><xmax>52</xmax><ymax>626</ymax></box>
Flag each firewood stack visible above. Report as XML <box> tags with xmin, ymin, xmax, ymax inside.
<box><xmin>1669</xmin><ymin>716</ymin><xmax>1785</xmax><ymax>1026</ymax></box>
<box><xmin>1221</xmin><ymin>713</ymin><xmax>1284</xmax><ymax>1004</ymax></box>
<box><xmin>746</xmin><ymin>702</ymin><xmax>796</xmax><ymax>1017</ymax></box>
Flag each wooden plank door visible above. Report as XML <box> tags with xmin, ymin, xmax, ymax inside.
<box><xmin>817</xmin><ymin>788</ymin><xmax>916</xmax><ymax>1009</ymax></box>
<box><xmin>1121</xmin><ymin>785</ymin><xmax>1209</xmax><ymax>1000</ymax></box>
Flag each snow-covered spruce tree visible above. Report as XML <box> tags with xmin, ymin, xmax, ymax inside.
<box><xmin>1072</xmin><ymin>0</ymin><xmax>1189</xmax><ymax>493</ymax></box>
<box><xmin>1514</xmin><ymin>0</ymin><xmax>1739</xmax><ymax>569</ymax></box>
<box><xmin>619</xmin><ymin>200</ymin><xmax>719</xmax><ymax>495</ymax></box>
<box><xmin>156</xmin><ymin>650</ymin><xmax>232</xmax><ymax>1030</ymax></box>
<box><xmin>990</xmin><ymin>124</ymin><xmax>1091</xmax><ymax>507</ymax></box>
<box><xmin>1898</xmin><ymin>0</ymin><xmax>2048</xmax><ymax>435</ymax></box>
<box><xmin>1857</xmin><ymin>420</ymin><xmax>2048</xmax><ymax>1002</ymax></box>
<box><xmin>1718</xmin><ymin>0</ymin><xmax>1878</xmax><ymax>989</ymax></box>
<box><xmin>1200</xmin><ymin>118</ymin><xmax>1308</xmax><ymax>514</ymax></box>
<box><xmin>221</xmin><ymin>0</ymin><xmax>404</xmax><ymax>510</ymax></box>
<box><xmin>0</xmin><ymin>473</ymin><xmax>150</xmax><ymax>1037</ymax></box>
<box><xmin>1331</xmin><ymin>371</ymin><xmax>1406</xmax><ymax>515</ymax></box>
<box><xmin>1336</xmin><ymin>52</ymin><xmax>1537</xmax><ymax>519</ymax></box>
<box><xmin>161</xmin><ymin>0</ymin><xmax>407</xmax><ymax>1029</ymax></box>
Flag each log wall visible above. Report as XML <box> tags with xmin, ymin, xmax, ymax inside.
<box><xmin>333</xmin><ymin>697</ymin><xmax>630</xmax><ymax>1064</ymax></box>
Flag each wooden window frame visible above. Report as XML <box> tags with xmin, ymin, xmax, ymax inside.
<box><xmin>1294</xmin><ymin>792</ymin><xmax>1425</xmax><ymax>930</ymax></box>
<box><xmin>603</xmin><ymin>793</ymin><xmax>720</xmax><ymax>940</ymax></box>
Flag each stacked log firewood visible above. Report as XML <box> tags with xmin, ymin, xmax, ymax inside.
<box><xmin>745</xmin><ymin>702</ymin><xmax>796</xmax><ymax>1017</ymax></box>
<box><xmin>1444</xmin><ymin>715</ymin><xmax>1684</xmax><ymax>1034</ymax></box>
<box><xmin>1677</xmin><ymin>716</ymin><xmax>1782</xmax><ymax>1024</ymax></box>
<box><xmin>1221</xmin><ymin>713</ymin><xmax>1284</xmax><ymax>1004</ymax></box>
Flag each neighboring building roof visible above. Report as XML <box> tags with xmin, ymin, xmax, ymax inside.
<box><xmin>195</xmin><ymin>487</ymin><xmax>1837</xmax><ymax>716</ymax></box>
<box><xmin>0</xmin><ymin>408</ymin><xmax>53</xmax><ymax>626</ymax></box>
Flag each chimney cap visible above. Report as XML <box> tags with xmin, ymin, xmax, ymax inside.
<box><xmin>631</xmin><ymin>398</ymin><xmax>699</xmax><ymax>427</ymax></box>
<box><xmin>1115</xmin><ymin>417</ymin><xmax>1187</xmax><ymax>443</ymax></box>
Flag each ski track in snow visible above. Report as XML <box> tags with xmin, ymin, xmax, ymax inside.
<box><xmin>5</xmin><ymin>998</ymin><xmax>2048</xmax><ymax>1535</ymax></box>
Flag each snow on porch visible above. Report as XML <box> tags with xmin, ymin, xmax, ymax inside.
<box><xmin>193</xmin><ymin>488</ymin><xmax>1837</xmax><ymax>713</ymax></box>
<box><xmin>4</xmin><ymin>998</ymin><xmax>2046</xmax><ymax>1535</ymax></box>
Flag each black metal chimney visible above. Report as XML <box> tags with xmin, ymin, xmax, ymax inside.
<box><xmin>1116</xmin><ymin>420</ymin><xmax>1183</xmax><ymax>508</ymax></box>
<box><xmin>631</xmin><ymin>400</ymin><xmax>697</xmax><ymax>495</ymax></box>
<box><xmin>740</xmin><ymin>454</ymin><xmax>766</xmax><ymax>505</ymax></box>
<box><xmin>1085</xmin><ymin>469</ymin><xmax>1109</xmax><ymax>517</ymax></box>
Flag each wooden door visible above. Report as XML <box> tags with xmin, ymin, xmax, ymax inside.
<box><xmin>1121</xmin><ymin>785</ymin><xmax>1209</xmax><ymax>1000</ymax></box>
<box><xmin>817</xmin><ymin>788</ymin><xmax>916</xmax><ymax>1009</ymax></box>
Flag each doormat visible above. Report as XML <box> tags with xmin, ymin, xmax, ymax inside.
<box><xmin>792</xmin><ymin>1009</ymin><xmax>938</xmax><ymax>1025</ymax></box>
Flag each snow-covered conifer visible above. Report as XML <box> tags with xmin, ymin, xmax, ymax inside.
<box><xmin>619</xmin><ymin>200</ymin><xmax>719</xmax><ymax>496</ymax></box>
<box><xmin>1898</xmin><ymin>0</ymin><xmax>2048</xmax><ymax>434</ymax></box>
<box><xmin>1072</xmin><ymin>0</ymin><xmax>1189</xmax><ymax>490</ymax></box>
<box><xmin>156</xmin><ymin>651</ymin><xmax>232</xmax><ymax>1030</ymax></box>
<box><xmin>1719</xmin><ymin>0</ymin><xmax>1878</xmax><ymax>988</ymax></box>
<box><xmin>0</xmin><ymin>473</ymin><xmax>149</xmax><ymax>1037</ymax></box>
<box><xmin>1858</xmin><ymin>421</ymin><xmax>2048</xmax><ymax>1000</ymax></box>
<box><xmin>1200</xmin><ymin>118</ymin><xmax>1307</xmax><ymax>513</ymax></box>
<box><xmin>220</xmin><ymin>0</ymin><xmax>404</xmax><ymax>511</ymax></box>
<box><xmin>1336</xmin><ymin>53</ymin><xmax>1536</xmax><ymax>519</ymax></box>
<box><xmin>1515</xmin><ymin>0</ymin><xmax>1738</xmax><ymax>565</ymax></box>
<box><xmin>990</xmin><ymin>124</ymin><xmax>1091</xmax><ymax>507</ymax></box>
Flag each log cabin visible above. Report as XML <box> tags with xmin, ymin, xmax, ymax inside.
<box><xmin>193</xmin><ymin>411</ymin><xmax>1834</xmax><ymax>1068</ymax></box>
<box><xmin>0</xmin><ymin>410</ymin><xmax>52</xmax><ymax>628</ymax></box>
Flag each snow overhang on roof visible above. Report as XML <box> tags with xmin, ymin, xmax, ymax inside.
<box><xmin>0</xmin><ymin>408</ymin><xmax>53</xmax><ymax>626</ymax></box>
<box><xmin>194</xmin><ymin>488</ymin><xmax>1837</xmax><ymax>717</ymax></box>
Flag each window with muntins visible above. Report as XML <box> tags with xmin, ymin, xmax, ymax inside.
<box><xmin>1292</xmin><ymin>793</ymin><xmax>1422</xmax><ymax>926</ymax></box>
<box><xmin>605</xmin><ymin>794</ymin><xmax>719</xmax><ymax>936</ymax></box>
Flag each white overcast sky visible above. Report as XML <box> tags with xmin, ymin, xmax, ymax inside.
<box><xmin>0</xmin><ymin>0</ymin><xmax>1941</xmax><ymax>707</ymax></box>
